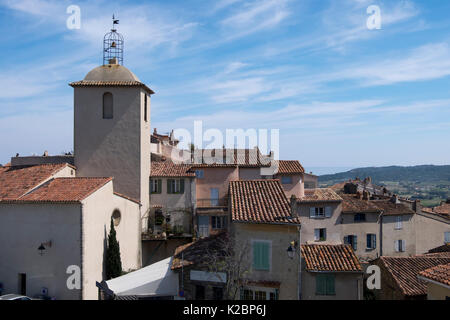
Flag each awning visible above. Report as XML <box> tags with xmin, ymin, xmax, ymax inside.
<box><xmin>104</xmin><ymin>257</ymin><xmax>178</xmax><ymax>297</ymax></box>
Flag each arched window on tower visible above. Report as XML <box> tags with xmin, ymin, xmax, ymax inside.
<box><xmin>103</xmin><ymin>92</ymin><xmax>113</xmax><ymax>119</ymax></box>
<box><xmin>144</xmin><ymin>94</ymin><xmax>148</xmax><ymax>122</ymax></box>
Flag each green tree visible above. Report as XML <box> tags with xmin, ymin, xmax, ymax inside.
<box><xmin>105</xmin><ymin>219</ymin><xmax>122</xmax><ymax>280</ymax></box>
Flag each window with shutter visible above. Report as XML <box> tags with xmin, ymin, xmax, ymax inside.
<box><xmin>253</xmin><ymin>241</ymin><xmax>270</xmax><ymax>271</ymax></box>
<box><xmin>366</xmin><ymin>234</ymin><xmax>376</xmax><ymax>249</ymax></box>
<box><xmin>316</xmin><ymin>274</ymin><xmax>335</xmax><ymax>295</ymax></box>
<box><xmin>325</xmin><ymin>207</ymin><xmax>332</xmax><ymax>218</ymax></box>
<box><xmin>395</xmin><ymin>216</ymin><xmax>403</xmax><ymax>230</ymax></box>
<box><xmin>395</xmin><ymin>240</ymin><xmax>400</xmax><ymax>252</ymax></box>
<box><xmin>310</xmin><ymin>207</ymin><xmax>315</xmax><ymax>218</ymax></box>
<box><xmin>445</xmin><ymin>232</ymin><xmax>450</xmax><ymax>244</ymax></box>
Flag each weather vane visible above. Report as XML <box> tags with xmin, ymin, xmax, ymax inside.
<box><xmin>112</xmin><ymin>14</ymin><xmax>119</xmax><ymax>31</ymax></box>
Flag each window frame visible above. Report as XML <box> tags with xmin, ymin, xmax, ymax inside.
<box><xmin>366</xmin><ymin>234</ymin><xmax>376</xmax><ymax>250</ymax></box>
<box><xmin>281</xmin><ymin>176</ymin><xmax>293</xmax><ymax>184</ymax></box>
<box><xmin>315</xmin><ymin>228</ymin><xmax>327</xmax><ymax>242</ymax></box>
<box><xmin>150</xmin><ymin>179</ymin><xmax>162</xmax><ymax>194</ymax></box>
<box><xmin>211</xmin><ymin>216</ymin><xmax>226</xmax><ymax>230</ymax></box>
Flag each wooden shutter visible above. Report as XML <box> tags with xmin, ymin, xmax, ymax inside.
<box><xmin>395</xmin><ymin>240</ymin><xmax>399</xmax><ymax>252</ymax></box>
<box><xmin>310</xmin><ymin>207</ymin><xmax>316</xmax><ymax>218</ymax></box>
<box><xmin>261</xmin><ymin>242</ymin><xmax>270</xmax><ymax>270</ymax></box>
<box><xmin>372</xmin><ymin>234</ymin><xmax>377</xmax><ymax>249</ymax></box>
<box><xmin>167</xmin><ymin>179</ymin><xmax>172</xmax><ymax>194</ymax></box>
<box><xmin>401</xmin><ymin>240</ymin><xmax>406</xmax><ymax>252</ymax></box>
<box><xmin>314</xmin><ymin>229</ymin><xmax>320</xmax><ymax>241</ymax></box>
<box><xmin>157</xmin><ymin>179</ymin><xmax>162</xmax><ymax>194</ymax></box>
<box><xmin>253</xmin><ymin>242</ymin><xmax>261</xmax><ymax>269</ymax></box>
<box><xmin>180</xmin><ymin>179</ymin><xmax>185</xmax><ymax>194</ymax></box>
<box><xmin>326</xmin><ymin>275</ymin><xmax>335</xmax><ymax>295</ymax></box>
<box><xmin>316</xmin><ymin>274</ymin><xmax>326</xmax><ymax>295</ymax></box>
<box><xmin>325</xmin><ymin>207</ymin><xmax>332</xmax><ymax>218</ymax></box>
<box><xmin>353</xmin><ymin>235</ymin><xmax>357</xmax><ymax>250</ymax></box>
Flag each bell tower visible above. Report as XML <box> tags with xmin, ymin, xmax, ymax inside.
<box><xmin>70</xmin><ymin>19</ymin><xmax>153</xmax><ymax>228</ymax></box>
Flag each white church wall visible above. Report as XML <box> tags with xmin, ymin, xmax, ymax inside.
<box><xmin>81</xmin><ymin>180</ymin><xmax>141</xmax><ymax>300</ymax></box>
<box><xmin>0</xmin><ymin>203</ymin><xmax>81</xmax><ymax>300</ymax></box>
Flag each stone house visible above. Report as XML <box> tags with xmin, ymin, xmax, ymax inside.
<box><xmin>293</xmin><ymin>188</ymin><xmax>343</xmax><ymax>245</ymax></box>
<box><xmin>417</xmin><ymin>263</ymin><xmax>450</xmax><ymax>300</ymax></box>
<box><xmin>372</xmin><ymin>253</ymin><xmax>450</xmax><ymax>300</ymax></box>
<box><xmin>229</xmin><ymin>179</ymin><xmax>302</xmax><ymax>300</ymax></box>
<box><xmin>300</xmin><ymin>244</ymin><xmax>364</xmax><ymax>300</ymax></box>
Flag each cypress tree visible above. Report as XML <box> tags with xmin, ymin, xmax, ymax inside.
<box><xmin>105</xmin><ymin>218</ymin><xmax>122</xmax><ymax>280</ymax></box>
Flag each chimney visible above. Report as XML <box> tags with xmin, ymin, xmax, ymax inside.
<box><xmin>362</xmin><ymin>190</ymin><xmax>370</xmax><ymax>201</ymax></box>
<box><xmin>43</xmin><ymin>150</ymin><xmax>48</xmax><ymax>157</ymax></box>
<box><xmin>391</xmin><ymin>194</ymin><xmax>400</xmax><ymax>204</ymax></box>
<box><xmin>153</xmin><ymin>128</ymin><xmax>157</xmax><ymax>135</ymax></box>
<box><xmin>290</xmin><ymin>195</ymin><xmax>298</xmax><ymax>218</ymax></box>
<box><xmin>413</xmin><ymin>199</ymin><xmax>421</xmax><ymax>213</ymax></box>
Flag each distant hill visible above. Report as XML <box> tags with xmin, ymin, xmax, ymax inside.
<box><xmin>318</xmin><ymin>165</ymin><xmax>450</xmax><ymax>207</ymax></box>
<box><xmin>319</xmin><ymin>165</ymin><xmax>450</xmax><ymax>184</ymax></box>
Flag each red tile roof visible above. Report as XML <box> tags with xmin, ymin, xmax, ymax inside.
<box><xmin>151</xmin><ymin>161</ymin><xmax>195</xmax><ymax>177</ymax></box>
<box><xmin>301</xmin><ymin>244</ymin><xmax>362</xmax><ymax>272</ymax></box>
<box><xmin>378</xmin><ymin>256</ymin><xmax>450</xmax><ymax>296</ymax></box>
<box><xmin>230</xmin><ymin>180</ymin><xmax>300</xmax><ymax>224</ymax></box>
<box><xmin>428</xmin><ymin>244</ymin><xmax>450</xmax><ymax>254</ymax></box>
<box><xmin>190</xmin><ymin>148</ymin><xmax>271</xmax><ymax>168</ymax></box>
<box><xmin>275</xmin><ymin>160</ymin><xmax>305</xmax><ymax>174</ymax></box>
<box><xmin>372</xmin><ymin>200</ymin><xmax>415</xmax><ymax>216</ymax></box>
<box><xmin>418</xmin><ymin>263</ymin><xmax>450</xmax><ymax>287</ymax></box>
<box><xmin>341</xmin><ymin>194</ymin><xmax>382</xmax><ymax>213</ymax></box>
<box><xmin>6</xmin><ymin>177</ymin><xmax>112</xmax><ymax>203</ymax></box>
<box><xmin>69</xmin><ymin>80</ymin><xmax>155</xmax><ymax>94</ymax></box>
<box><xmin>298</xmin><ymin>188</ymin><xmax>342</xmax><ymax>203</ymax></box>
<box><xmin>113</xmin><ymin>192</ymin><xmax>140</xmax><ymax>205</ymax></box>
<box><xmin>0</xmin><ymin>163</ymin><xmax>69</xmax><ymax>200</ymax></box>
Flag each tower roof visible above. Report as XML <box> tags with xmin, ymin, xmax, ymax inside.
<box><xmin>84</xmin><ymin>64</ymin><xmax>140</xmax><ymax>82</ymax></box>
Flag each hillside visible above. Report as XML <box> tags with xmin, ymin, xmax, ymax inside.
<box><xmin>319</xmin><ymin>165</ymin><xmax>450</xmax><ymax>207</ymax></box>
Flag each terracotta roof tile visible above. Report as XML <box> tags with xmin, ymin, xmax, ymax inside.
<box><xmin>190</xmin><ymin>148</ymin><xmax>271</xmax><ymax>168</ymax></box>
<box><xmin>150</xmin><ymin>161</ymin><xmax>195</xmax><ymax>177</ymax></box>
<box><xmin>275</xmin><ymin>160</ymin><xmax>305</xmax><ymax>174</ymax></box>
<box><xmin>372</xmin><ymin>200</ymin><xmax>415</xmax><ymax>216</ymax></box>
<box><xmin>230</xmin><ymin>180</ymin><xmax>300</xmax><ymax>224</ymax></box>
<box><xmin>301</xmin><ymin>244</ymin><xmax>362</xmax><ymax>272</ymax></box>
<box><xmin>379</xmin><ymin>256</ymin><xmax>450</xmax><ymax>296</ymax></box>
<box><xmin>428</xmin><ymin>244</ymin><xmax>450</xmax><ymax>254</ymax></box>
<box><xmin>298</xmin><ymin>188</ymin><xmax>342</xmax><ymax>203</ymax></box>
<box><xmin>418</xmin><ymin>263</ymin><xmax>450</xmax><ymax>287</ymax></box>
<box><xmin>6</xmin><ymin>177</ymin><xmax>113</xmax><ymax>203</ymax></box>
<box><xmin>0</xmin><ymin>163</ymin><xmax>69</xmax><ymax>200</ymax></box>
<box><xmin>69</xmin><ymin>80</ymin><xmax>155</xmax><ymax>94</ymax></box>
<box><xmin>341</xmin><ymin>194</ymin><xmax>382</xmax><ymax>213</ymax></box>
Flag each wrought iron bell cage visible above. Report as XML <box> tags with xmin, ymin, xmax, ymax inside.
<box><xmin>103</xmin><ymin>29</ymin><xmax>124</xmax><ymax>65</ymax></box>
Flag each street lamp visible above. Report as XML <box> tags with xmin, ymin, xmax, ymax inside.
<box><xmin>38</xmin><ymin>241</ymin><xmax>52</xmax><ymax>256</ymax></box>
<box><xmin>287</xmin><ymin>244</ymin><xmax>295</xmax><ymax>259</ymax></box>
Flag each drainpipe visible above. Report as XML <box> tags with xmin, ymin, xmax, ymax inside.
<box><xmin>80</xmin><ymin>203</ymin><xmax>84</xmax><ymax>300</ymax></box>
<box><xmin>379</xmin><ymin>213</ymin><xmax>383</xmax><ymax>257</ymax></box>
<box><xmin>298</xmin><ymin>225</ymin><xmax>302</xmax><ymax>300</ymax></box>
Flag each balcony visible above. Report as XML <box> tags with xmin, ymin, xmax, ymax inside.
<box><xmin>196</xmin><ymin>198</ymin><xmax>229</xmax><ymax>208</ymax></box>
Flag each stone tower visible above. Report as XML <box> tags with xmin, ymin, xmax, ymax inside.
<box><xmin>70</xmin><ymin>27</ymin><xmax>153</xmax><ymax>229</ymax></box>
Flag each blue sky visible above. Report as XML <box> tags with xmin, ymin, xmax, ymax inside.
<box><xmin>1</xmin><ymin>0</ymin><xmax>450</xmax><ymax>172</ymax></box>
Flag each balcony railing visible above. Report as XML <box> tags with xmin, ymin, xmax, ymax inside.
<box><xmin>196</xmin><ymin>198</ymin><xmax>228</xmax><ymax>208</ymax></box>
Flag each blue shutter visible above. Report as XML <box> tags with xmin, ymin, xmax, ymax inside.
<box><xmin>261</xmin><ymin>242</ymin><xmax>270</xmax><ymax>270</ymax></box>
<box><xmin>316</xmin><ymin>274</ymin><xmax>326</xmax><ymax>295</ymax></box>
<box><xmin>326</xmin><ymin>274</ymin><xmax>335</xmax><ymax>295</ymax></box>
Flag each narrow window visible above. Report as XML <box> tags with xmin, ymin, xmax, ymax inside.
<box><xmin>315</xmin><ymin>228</ymin><xmax>327</xmax><ymax>241</ymax></box>
<box><xmin>395</xmin><ymin>216</ymin><xmax>403</xmax><ymax>230</ymax></box>
<box><xmin>366</xmin><ymin>234</ymin><xmax>376</xmax><ymax>249</ymax></box>
<box><xmin>150</xmin><ymin>179</ymin><xmax>161</xmax><ymax>194</ymax></box>
<box><xmin>103</xmin><ymin>92</ymin><xmax>113</xmax><ymax>119</ymax></box>
<box><xmin>445</xmin><ymin>232</ymin><xmax>450</xmax><ymax>244</ymax></box>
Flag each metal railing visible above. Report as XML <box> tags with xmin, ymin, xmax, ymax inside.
<box><xmin>196</xmin><ymin>198</ymin><xmax>228</xmax><ymax>208</ymax></box>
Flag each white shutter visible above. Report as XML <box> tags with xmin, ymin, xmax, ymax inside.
<box><xmin>325</xmin><ymin>207</ymin><xmax>332</xmax><ymax>218</ymax></box>
<box><xmin>314</xmin><ymin>229</ymin><xmax>320</xmax><ymax>241</ymax></box>
<box><xmin>395</xmin><ymin>240</ymin><xmax>399</xmax><ymax>252</ymax></box>
<box><xmin>372</xmin><ymin>235</ymin><xmax>377</xmax><ymax>249</ymax></box>
<box><xmin>310</xmin><ymin>207</ymin><xmax>315</xmax><ymax>218</ymax></box>
<box><xmin>401</xmin><ymin>240</ymin><xmax>406</xmax><ymax>252</ymax></box>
